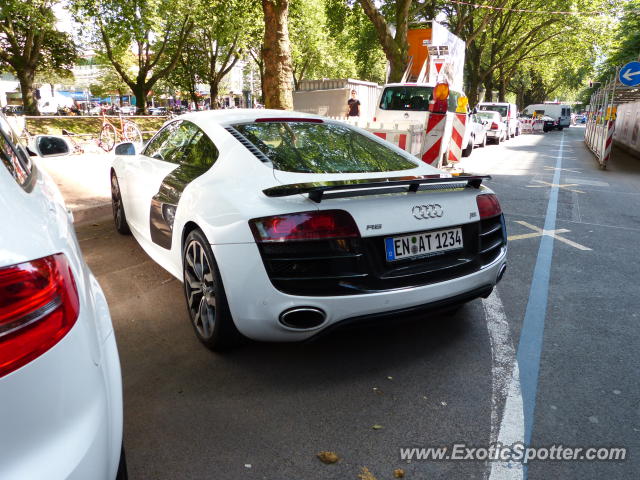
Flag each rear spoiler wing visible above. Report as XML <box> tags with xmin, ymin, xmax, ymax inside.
<box><xmin>263</xmin><ymin>175</ymin><xmax>491</xmax><ymax>204</ymax></box>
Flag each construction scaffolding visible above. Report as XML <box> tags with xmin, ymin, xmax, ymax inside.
<box><xmin>585</xmin><ymin>59</ymin><xmax>640</xmax><ymax>169</ymax></box>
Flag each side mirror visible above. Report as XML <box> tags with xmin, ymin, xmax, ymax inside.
<box><xmin>114</xmin><ymin>141</ymin><xmax>140</xmax><ymax>155</ymax></box>
<box><xmin>33</xmin><ymin>135</ymin><xmax>71</xmax><ymax>157</ymax></box>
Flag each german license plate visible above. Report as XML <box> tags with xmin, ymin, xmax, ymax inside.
<box><xmin>385</xmin><ymin>227</ymin><xmax>463</xmax><ymax>261</ymax></box>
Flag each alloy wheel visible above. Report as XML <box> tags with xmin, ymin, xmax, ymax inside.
<box><xmin>184</xmin><ymin>240</ymin><xmax>217</xmax><ymax>339</ymax></box>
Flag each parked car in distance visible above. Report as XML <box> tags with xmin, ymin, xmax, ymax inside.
<box><xmin>119</xmin><ymin>105</ymin><xmax>136</xmax><ymax>115</ymax></box>
<box><xmin>476</xmin><ymin>110</ymin><xmax>507</xmax><ymax>144</ymax></box>
<box><xmin>467</xmin><ymin>113</ymin><xmax>488</xmax><ymax>151</ymax></box>
<box><xmin>2</xmin><ymin>105</ymin><xmax>24</xmax><ymax>116</ymax></box>
<box><xmin>477</xmin><ymin>102</ymin><xmax>520</xmax><ymax>138</ymax></box>
<box><xmin>111</xmin><ymin>109</ymin><xmax>507</xmax><ymax>351</ymax></box>
<box><xmin>0</xmin><ymin>113</ymin><xmax>126</xmax><ymax>479</ymax></box>
<box><xmin>522</xmin><ymin>103</ymin><xmax>571</xmax><ymax>130</ymax></box>
<box><xmin>149</xmin><ymin>106</ymin><xmax>168</xmax><ymax>116</ymax></box>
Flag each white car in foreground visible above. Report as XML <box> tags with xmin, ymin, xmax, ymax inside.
<box><xmin>0</xmin><ymin>115</ymin><xmax>125</xmax><ymax>479</ymax></box>
<box><xmin>111</xmin><ymin>109</ymin><xmax>507</xmax><ymax>350</ymax></box>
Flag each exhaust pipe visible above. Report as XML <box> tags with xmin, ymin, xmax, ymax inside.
<box><xmin>279</xmin><ymin>307</ymin><xmax>326</xmax><ymax>330</ymax></box>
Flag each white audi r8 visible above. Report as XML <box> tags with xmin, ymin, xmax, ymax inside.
<box><xmin>111</xmin><ymin>109</ymin><xmax>507</xmax><ymax>350</ymax></box>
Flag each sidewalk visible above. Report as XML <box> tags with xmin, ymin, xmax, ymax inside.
<box><xmin>37</xmin><ymin>151</ymin><xmax>113</xmax><ymax>224</ymax></box>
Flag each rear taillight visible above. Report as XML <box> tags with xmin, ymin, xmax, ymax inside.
<box><xmin>250</xmin><ymin>210</ymin><xmax>360</xmax><ymax>242</ymax></box>
<box><xmin>491</xmin><ymin>122</ymin><xmax>499</xmax><ymax>130</ymax></box>
<box><xmin>0</xmin><ymin>253</ymin><xmax>79</xmax><ymax>378</ymax></box>
<box><xmin>476</xmin><ymin>194</ymin><xmax>502</xmax><ymax>219</ymax></box>
<box><xmin>373</xmin><ymin>116</ymin><xmax>376</xmax><ymax>122</ymax></box>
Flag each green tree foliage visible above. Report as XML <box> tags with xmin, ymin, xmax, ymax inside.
<box><xmin>72</xmin><ymin>0</ymin><xmax>193</xmax><ymax>113</ymax></box>
<box><xmin>289</xmin><ymin>0</ymin><xmax>358</xmax><ymax>88</ymax></box>
<box><xmin>193</xmin><ymin>0</ymin><xmax>259</xmax><ymax>107</ymax></box>
<box><xmin>0</xmin><ymin>0</ymin><xmax>77</xmax><ymax>115</ymax></box>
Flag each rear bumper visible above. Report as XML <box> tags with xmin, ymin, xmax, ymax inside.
<box><xmin>308</xmin><ymin>283</ymin><xmax>495</xmax><ymax>341</ymax></box>
<box><xmin>214</xmin><ymin>241</ymin><xmax>507</xmax><ymax>342</ymax></box>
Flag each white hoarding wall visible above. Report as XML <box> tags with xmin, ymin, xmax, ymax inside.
<box><xmin>293</xmin><ymin>79</ymin><xmax>381</xmax><ymax>120</ymax></box>
<box><xmin>614</xmin><ymin>100</ymin><xmax>640</xmax><ymax>156</ymax></box>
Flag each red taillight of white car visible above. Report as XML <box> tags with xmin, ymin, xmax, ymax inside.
<box><xmin>250</xmin><ymin>210</ymin><xmax>360</xmax><ymax>242</ymax></box>
<box><xmin>0</xmin><ymin>253</ymin><xmax>80</xmax><ymax>378</ymax></box>
<box><xmin>476</xmin><ymin>193</ymin><xmax>502</xmax><ymax>218</ymax></box>
<box><xmin>491</xmin><ymin>122</ymin><xmax>499</xmax><ymax>130</ymax></box>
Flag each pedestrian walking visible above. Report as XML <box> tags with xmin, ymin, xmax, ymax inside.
<box><xmin>346</xmin><ymin>89</ymin><xmax>360</xmax><ymax>117</ymax></box>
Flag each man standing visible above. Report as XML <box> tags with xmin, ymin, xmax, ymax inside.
<box><xmin>347</xmin><ymin>89</ymin><xmax>360</xmax><ymax>117</ymax></box>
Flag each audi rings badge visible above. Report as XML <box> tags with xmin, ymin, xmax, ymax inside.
<box><xmin>412</xmin><ymin>204</ymin><xmax>444</xmax><ymax>220</ymax></box>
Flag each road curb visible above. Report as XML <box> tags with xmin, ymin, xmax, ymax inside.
<box><xmin>72</xmin><ymin>203</ymin><xmax>112</xmax><ymax>225</ymax></box>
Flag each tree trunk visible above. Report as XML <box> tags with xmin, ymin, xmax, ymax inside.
<box><xmin>210</xmin><ymin>82</ymin><xmax>220</xmax><ymax>109</ymax></box>
<box><xmin>387</xmin><ymin>49</ymin><xmax>407</xmax><ymax>83</ymax></box>
<box><xmin>133</xmin><ymin>84</ymin><xmax>148</xmax><ymax>115</ymax></box>
<box><xmin>261</xmin><ymin>0</ymin><xmax>294</xmax><ymax>110</ymax></box>
<box><xmin>18</xmin><ymin>70</ymin><xmax>39</xmax><ymax>116</ymax></box>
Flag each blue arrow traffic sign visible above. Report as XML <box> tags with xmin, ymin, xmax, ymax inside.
<box><xmin>619</xmin><ymin>61</ymin><xmax>640</xmax><ymax>86</ymax></box>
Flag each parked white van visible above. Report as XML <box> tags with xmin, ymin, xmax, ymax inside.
<box><xmin>522</xmin><ymin>103</ymin><xmax>571</xmax><ymax>130</ymax></box>
<box><xmin>477</xmin><ymin>102</ymin><xmax>519</xmax><ymax>138</ymax></box>
<box><xmin>373</xmin><ymin>83</ymin><xmax>474</xmax><ymax>159</ymax></box>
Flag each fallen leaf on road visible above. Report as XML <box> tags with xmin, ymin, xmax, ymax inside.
<box><xmin>317</xmin><ymin>451</ymin><xmax>340</xmax><ymax>464</ymax></box>
<box><xmin>394</xmin><ymin>468</ymin><xmax>405</xmax><ymax>478</ymax></box>
<box><xmin>358</xmin><ymin>466</ymin><xmax>377</xmax><ymax>480</ymax></box>
<box><xmin>372</xmin><ymin>424</ymin><xmax>384</xmax><ymax>430</ymax></box>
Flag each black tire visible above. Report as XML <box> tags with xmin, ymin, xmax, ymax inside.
<box><xmin>183</xmin><ymin>229</ymin><xmax>242</xmax><ymax>351</ymax></box>
<box><xmin>116</xmin><ymin>445</ymin><xmax>128</xmax><ymax>480</ymax></box>
<box><xmin>99</xmin><ymin>123</ymin><xmax>117</xmax><ymax>152</ymax></box>
<box><xmin>494</xmin><ymin>134</ymin><xmax>501</xmax><ymax>145</ymax></box>
<box><xmin>111</xmin><ymin>173</ymin><xmax>131</xmax><ymax>235</ymax></box>
<box><xmin>558</xmin><ymin>126</ymin><xmax>564</xmax><ymax>131</ymax></box>
<box><xmin>462</xmin><ymin>138</ymin><xmax>473</xmax><ymax>157</ymax></box>
<box><xmin>515</xmin><ymin>127</ymin><xmax>520</xmax><ymax>136</ymax></box>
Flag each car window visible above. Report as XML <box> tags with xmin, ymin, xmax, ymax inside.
<box><xmin>479</xmin><ymin>104</ymin><xmax>508</xmax><ymax>117</ymax></box>
<box><xmin>143</xmin><ymin>120</ymin><xmax>200</xmax><ymax>164</ymax></box>
<box><xmin>379</xmin><ymin>86</ymin><xmax>433</xmax><ymax>111</ymax></box>
<box><xmin>0</xmin><ymin>117</ymin><xmax>33</xmax><ymax>188</ymax></box>
<box><xmin>478</xmin><ymin>112</ymin><xmax>497</xmax><ymax>121</ymax></box>
<box><xmin>233</xmin><ymin>121</ymin><xmax>418</xmax><ymax>174</ymax></box>
<box><xmin>180</xmin><ymin>128</ymin><xmax>219</xmax><ymax>172</ymax></box>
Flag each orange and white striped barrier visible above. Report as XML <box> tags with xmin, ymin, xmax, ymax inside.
<box><xmin>421</xmin><ymin>112</ymin><xmax>447</xmax><ymax>165</ymax></box>
<box><xmin>446</xmin><ymin>113</ymin><xmax>466</xmax><ymax>164</ymax></box>
<box><xmin>601</xmin><ymin>120</ymin><xmax>615</xmax><ymax>168</ymax></box>
<box><xmin>519</xmin><ymin>118</ymin><xmax>544</xmax><ymax>134</ymax></box>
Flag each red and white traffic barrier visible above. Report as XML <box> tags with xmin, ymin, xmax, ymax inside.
<box><xmin>601</xmin><ymin>120</ymin><xmax>615</xmax><ymax>167</ymax></box>
<box><xmin>421</xmin><ymin>112</ymin><xmax>447</xmax><ymax>165</ymax></box>
<box><xmin>519</xmin><ymin>118</ymin><xmax>544</xmax><ymax>134</ymax></box>
<box><xmin>446</xmin><ymin>113</ymin><xmax>466</xmax><ymax>163</ymax></box>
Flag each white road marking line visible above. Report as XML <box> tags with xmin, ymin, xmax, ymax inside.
<box><xmin>565</xmin><ymin>177</ymin><xmax>610</xmax><ymax>187</ymax></box>
<box><xmin>483</xmin><ymin>290</ymin><xmax>524</xmax><ymax>480</ymax></box>
<box><xmin>543</xmin><ymin>166</ymin><xmax>582</xmax><ymax>173</ymax></box>
<box><xmin>527</xmin><ymin>179</ymin><xmax>585</xmax><ymax>194</ymax></box>
<box><xmin>509</xmin><ymin>221</ymin><xmax>592</xmax><ymax>251</ymax></box>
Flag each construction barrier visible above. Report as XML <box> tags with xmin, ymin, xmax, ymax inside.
<box><xmin>447</xmin><ymin>113</ymin><xmax>466</xmax><ymax>163</ymax></box>
<box><xmin>518</xmin><ymin>118</ymin><xmax>544</xmax><ymax>134</ymax></box>
<box><xmin>335</xmin><ymin>118</ymin><xmax>426</xmax><ymax>158</ymax></box>
<box><xmin>421</xmin><ymin>113</ymin><xmax>447</xmax><ymax>165</ymax></box>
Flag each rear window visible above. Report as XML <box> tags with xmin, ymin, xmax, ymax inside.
<box><xmin>379</xmin><ymin>86</ymin><xmax>433</xmax><ymax>111</ymax></box>
<box><xmin>379</xmin><ymin>86</ymin><xmax>464</xmax><ymax>113</ymax></box>
<box><xmin>232</xmin><ymin>121</ymin><xmax>418</xmax><ymax>174</ymax></box>
<box><xmin>478</xmin><ymin>111</ymin><xmax>498</xmax><ymax>121</ymax></box>
<box><xmin>479</xmin><ymin>105</ymin><xmax>508</xmax><ymax>117</ymax></box>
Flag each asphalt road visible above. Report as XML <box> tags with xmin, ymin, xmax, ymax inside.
<box><xmin>77</xmin><ymin>126</ymin><xmax>640</xmax><ymax>479</ymax></box>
